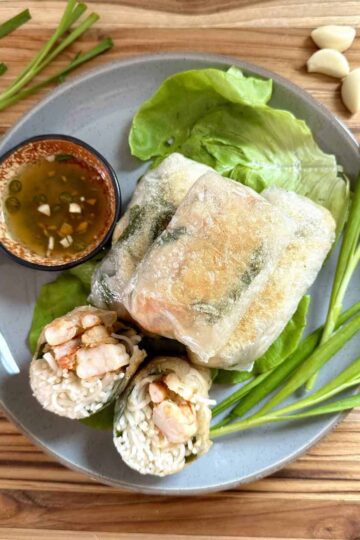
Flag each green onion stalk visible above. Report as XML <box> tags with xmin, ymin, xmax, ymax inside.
<box><xmin>306</xmin><ymin>175</ymin><xmax>360</xmax><ymax>390</ymax></box>
<box><xmin>211</xmin><ymin>301</ymin><xmax>360</xmax><ymax>429</ymax></box>
<box><xmin>0</xmin><ymin>1</ymin><xmax>113</xmax><ymax>111</ymax></box>
<box><xmin>211</xmin><ymin>316</ymin><xmax>360</xmax><ymax>438</ymax></box>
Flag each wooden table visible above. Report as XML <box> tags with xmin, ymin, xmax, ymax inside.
<box><xmin>1</xmin><ymin>1</ymin><xmax>360</xmax><ymax>538</ymax></box>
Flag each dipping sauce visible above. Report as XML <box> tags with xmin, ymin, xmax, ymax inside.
<box><xmin>4</xmin><ymin>154</ymin><xmax>109</xmax><ymax>258</ymax></box>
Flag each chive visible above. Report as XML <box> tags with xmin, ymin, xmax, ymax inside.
<box><xmin>0</xmin><ymin>1</ymin><xmax>113</xmax><ymax>110</ymax></box>
<box><xmin>0</xmin><ymin>63</ymin><xmax>7</xmax><ymax>76</ymax></box>
<box><xmin>35</xmin><ymin>12</ymin><xmax>100</xmax><ymax>74</ymax></box>
<box><xmin>7</xmin><ymin>1</ymin><xmax>85</xmax><ymax>90</ymax></box>
<box><xmin>280</xmin><ymin>393</ymin><xmax>360</xmax><ymax>420</ymax></box>
<box><xmin>210</xmin><ymin>392</ymin><xmax>360</xmax><ymax>439</ymax></box>
<box><xmin>212</xmin><ymin>301</ymin><xmax>360</xmax><ymax>422</ymax></box>
<box><xmin>271</xmin><ymin>356</ymin><xmax>360</xmax><ymax>417</ymax></box>
<box><xmin>225</xmin><ymin>329</ymin><xmax>322</xmax><ymax>421</ymax></box>
<box><xmin>0</xmin><ymin>9</ymin><xmax>31</xmax><ymax>39</ymax></box>
<box><xmin>215</xmin><ymin>369</ymin><xmax>253</xmax><ymax>385</ymax></box>
<box><xmin>55</xmin><ymin>154</ymin><xmax>74</xmax><ymax>162</ymax></box>
<box><xmin>211</xmin><ymin>372</ymin><xmax>269</xmax><ymax>419</ymax></box>
<box><xmin>0</xmin><ymin>38</ymin><xmax>114</xmax><ymax>111</ymax></box>
<box><xmin>249</xmin><ymin>311</ymin><xmax>360</xmax><ymax>417</ymax></box>
<box><xmin>306</xmin><ymin>176</ymin><xmax>360</xmax><ymax>390</ymax></box>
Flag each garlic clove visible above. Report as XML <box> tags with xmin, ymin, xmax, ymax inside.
<box><xmin>311</xmin><ymin>25</ymin><xmax>356</xmax><ymax>52</ymax></box>
<box><xmin>47</xmin><ymin>236</ymin><xmax>55</xmax><ymax>251</ymax></box>
<box><xmin>341</xmin><ymin>68</ymin><xmax>360</xmax><ymax>114</ymax></box>
<box><xmin>69</xmin><ymin>202</ymin><xmax>82</xmax><ymax>213</ymax></box>
<box><xmin>307</xmin><ymin>49</ymin><xmax>350</xmax><ymax>78</ymax></box>
<box><xmin>37</xmin><ymin>203</ymin><xmax>51</xmax><ymax>216</ymax></box>
<box><xmin>60</xmin><ymin>235</ymin><xmax>73</xmax><ymax>248</ymax></box>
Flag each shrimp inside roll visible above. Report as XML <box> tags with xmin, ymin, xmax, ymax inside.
<box><xmin>30</xmin><ymin>306</ymin><xmax>146</xmax><ymax>419</ymax></box>
<box><xmin>113</xmin><ymin>356</ymin><xmax>213</xmax><ymax>476</ymax></box>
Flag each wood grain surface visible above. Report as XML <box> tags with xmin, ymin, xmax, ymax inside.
<box><xmin>1</xmin><ymin>1</ymin><xmax>360</xmax><ymax>539</ymax></box>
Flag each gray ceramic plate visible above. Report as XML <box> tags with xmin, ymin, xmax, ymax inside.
<box><xmin>0</xmin><ymin>53</ymin><xmax>359</xmax><ymax>495</ymax></box>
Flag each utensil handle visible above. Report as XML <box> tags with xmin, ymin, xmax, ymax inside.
<box><xmin>0</xmin><ymin>330</ymin><xmax>20</xmax><ymax>375</ymax></box>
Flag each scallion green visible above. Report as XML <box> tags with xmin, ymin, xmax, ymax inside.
<box><xmin>0</xmin><ymin>9</ymin><xmax>31</xmax><ymax>39</ymax></box>
<box><xmin>306</xmin><ymin>176</ymin><xmax>360</xmax><ymax>389</ymax></box>
<box><xmin>0</xmin><ymin>1</ymin><xmax>113</xmax><ymax>112</ymax></box>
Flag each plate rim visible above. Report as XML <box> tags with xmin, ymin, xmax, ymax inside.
<box><xmin>0</xmin><ymin>51</ymin><xmax>358</xmax><ymax>495</ymax></box>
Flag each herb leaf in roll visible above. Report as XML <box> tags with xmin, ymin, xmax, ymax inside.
<box><xmin>189</xmin><ymin>188</ymin><xmax>336</xmax><ymax>371</ymax></box>
<box><xmin>113</xmin><ymin>356</ymin><xmax>213</xmax><ymax>476</ymax></box>
<box><xmin>89</xmin><ymin>153</ymin><xmax>212</xmax><ymax>318</ymax></box>
<box><xmin>30</xmin><ymin>306</ymin><xmax>146</xmax><ymax>419</ymax></box>
<box><xmin>123</xmin><ymin>172</ymin><xmax>296</xmax><ymax>362</ymax></box>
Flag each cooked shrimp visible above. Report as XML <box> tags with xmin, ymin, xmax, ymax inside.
<box><xmin>52</xmin><ymin>338</ymin><xmax>81</xmax><ymax>370</ymax></box>
<box><xmin>149</xmin><ymin>381</ymin><xmax>168</xmax><ymax>404</ymax></box>
<box><xmin>44</xmin><ymin>319</ymin><xmax>80</xmax><ymax>346</ymax></box>
<box><xmin>80</xmin><ymin>313</ymin><xmax>102</xmax><ymax>329</ymax></box>
<box><xmin>76</xmin><ymin>343</ymin><xmax>130</xmax><ymax>379</ymax></box>
<box><xmin>81</xmin><ymin>325</ymin><xmax>117</xmax><ymax>346</ymax></box>
<box><xmin>52</xmin><ymin>338</ymin><xmax>81</xmax><ymax>360</ymax></box>
<box><xmin>152</xmin><ymin>400</ymin><xmax>197</xmax><ymax>444</ymax></box>
<box><xmin>163</xmin><ymin>373</ymin><xmax>194</xmax><ymax>401</ymax></box>
<box><xmin>81</xmin><ymin>310</ymin><xmax>117</xmax><ymax>330</ymax></box>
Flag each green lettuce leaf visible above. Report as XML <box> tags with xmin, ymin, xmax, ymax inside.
<box><xmin>129</xmin><ymin>66</ymin><xmax>272</xmax><ymax>161</ymax></box>
<box><xmin>215</xmin><ymin>369</ymin><xmax>253</xmax><ymax>385</ymax></box>
<box><xmin>28</xmin><ymin>254</ymin><xmax>107</xmax><ymax>354</ymax></box>
<box><xmin>253</xmin><ymin>295</ymin><xmax>310</xmax><ymax>374</ymax></box>
<box><xmin>80</xmin><ymin>401</ymin><xmax>115</xmax><ymax>430</ymax></box>
<box><xmin>215</xmin><ymin>295</ymin><xmax>310</xmax><ymax>384</ymax></box>
<box><xmin>182</xmin><ymin>106</ymin><xmax>349</xmax><ymax>229</ymax></box>
<box><xmin>67</xmin><ymin>257</ymin><xmax>103</xmax><ymax>288</ymax></box>
<box><xmin>129</xmin><ymin>67</ymin><xmax>349</xmax><ymax>228</ymax></box>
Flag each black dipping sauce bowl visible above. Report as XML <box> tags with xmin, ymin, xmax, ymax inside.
<box><xmin>0</xmin><ymin>134</ymin><xmax>121</xmax><ymax>271</ymax></box>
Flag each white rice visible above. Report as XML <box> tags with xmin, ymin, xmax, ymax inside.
<box><xmin>30</xmin><ymin>358</ymin><xmax>124</xmax><ymax>419</ymax></box>
<box><xmin>113</xmin><ymin>357</ymin><xmax>212</xmax><ymax>476</ymax></box>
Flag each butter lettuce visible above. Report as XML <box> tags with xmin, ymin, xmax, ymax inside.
<box><xmin>130</xmin><ymin>67</ymin><xmax>272</xmax><ymax>161</ymax></box>
<box><xmin>129</xmin><ymin>67</ymin><xmax>349</xmax><ymax>228</ymax></box>
<box><xmin>215</xmin><ymin>295</ymin><xmax>310</xmax><ymax>384</ymax></box>
<box><xmin>80</xmin><ymin>401</ymin><xmax>115</xmax><ymax>430</ymax></box>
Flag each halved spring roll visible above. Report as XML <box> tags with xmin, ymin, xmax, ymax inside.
<box><xmin>124</xmin><ymin>172</ymin><xmax>295</xmax><ymax>361</ymax></box>
<box><xmin>30</xmin><ymin>306</ymin><xmax>146</xmax><ymax>419</ymax></box>
<box><xmin>113</xmin><ymin>356</ymin><xmax>213</xmax><ymax>476</ymax></box>
<box><xmin>90</xmin><ymin>153</ymin><xmax>212</xmax><ymax>318</ymax></box>
<box><xmin>189</xmin><ymin>187</ymin><xmax>336</xmax><ymax>370</ymax></box>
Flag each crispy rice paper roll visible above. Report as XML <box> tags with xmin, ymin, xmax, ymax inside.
<box><xmin>30</xmin><ymin>306</ymin><xmax>146</xmax><ymax>419</ymax></box>
<box><xmin>190</xmin><ymin>188</ymin><xmax>336</xmax><ymax>370</ymax></box>
<box><xmin>113</xmin><ymin>356</ymin><xmax>213</xmax><ymax>476</ymax></box>
<box><xmin>90</xmin><ymin>153</ymin><xmax>212</xmax><ymax>317</ymax></box>
<box><xmin>124</xmin><ymin>172</ymin><xmax>295</xmax><ymax>361</ymax></box>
